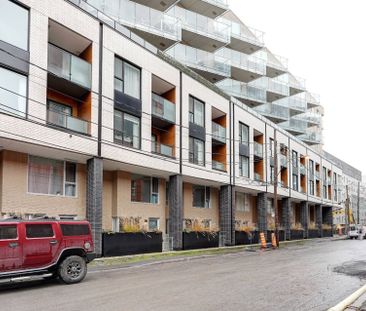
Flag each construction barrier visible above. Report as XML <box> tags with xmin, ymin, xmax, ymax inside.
<box><xmin>271</xmin><ymin>233</ymin><xmax>277</xmax><ymax>249</ymax></box>
<box><xmin>259</xmin><ymin>232</ymin><xmax>267</xmax><ymax>249</ymax></box>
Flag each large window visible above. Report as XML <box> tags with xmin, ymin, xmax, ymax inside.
<box><xmin>236</xmin><ymin>193</ymin><xmax>250</xmax><ymax>212</ymax></box>
<box><xmin>239</xmin><ymin>122</ymin><xmax>249</xmax><ymax>146</ymax></box>
<box><xmin>148</xmin><ymin>218</ymin><xmax>160</xmax><ymax>231</ymax></box>
<box><xmin>114</xmin><ymin>57</ymin><xmax>141</xmax><ymax>99</ymax></box>
<box><xmin>189</xmin><ymin>137</ymin><xmax>205</xmax><ymax>166</ymax></box>
<box><xmin>28</xmin><ymin>156</ymin><xmax>77</xmax><ymax>197</ymax></box>
<box><xmin>131</xmin><ymin>175</ymin><xmax>159</xmax><ymax>204</ymax></box>
<box><xmin>189</xmin><ymin>96</ymin><xmax>204</xmax><ymax>127</ymax></box>
<box><xmin>292</xmin><ymin>150</ymin><xmax>298</xmax><ymax>169</ymax></box>
<box><xmin>0</xmin><ymin>67</ymin><xmax>27</xmax><ymax>117</ymax></box>
<box><xmin>192</xmin><ymin>185</ymin><xmax>210</xmax><ymax>208</ymax></box>
<box><xmin>309</xmin><ymin>180</ymin><xmax>315</xmax><ymax>196</ymax></box>
<box><xmin>292</xmin><ymin>174</ymin><xmax>298</xmax><ymax>191</ymax></box>
<box><xmin>309</xmin><ymin>160</ymin><xmax>314</xmax><ymax>177</ymax></box>
<box><xmin>0</xmin><ymin>1</ymin><xmax>28</xmax><ymax>50</ymax></box>
<box><xmin>239</xmin><ymin>156</ymin><xmax>249</xmax><ymax>178</ymax></box>
<box><xmin>114</xmin><ymin>110</ymin><xmax>140</xmax><ymax>149</ymax></box>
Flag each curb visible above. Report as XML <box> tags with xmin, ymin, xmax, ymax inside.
<box><xmin>328</xmin><ymin>284</ymin><xmax>366</xmax><ymax>311</ymax></box>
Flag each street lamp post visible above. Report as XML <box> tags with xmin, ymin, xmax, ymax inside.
<box><xmin>274</xmin><ymin>129</ymin><xmax>279</xmax><ymax>247</ymax></box>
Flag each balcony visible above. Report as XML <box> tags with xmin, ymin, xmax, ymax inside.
<box><xmin>296</xmin><ymin>111</ymin><xmax>322</xmax><ymax>126</ymax></box>
<box><xmin>254</xmin><ymin>173</ymin><xmax>262</xmax><ymax>181</ymax></box>
<box><xmin>169</xmin><ymin>6</ymin><xmax>229</xmax><ymax>52</ymax></box>
<box><xmin>255</xmin><ymin>49</ymin><xmax>288</xmax><ymax>78</ymax></box>
<box><xmin>250</xmin><ymin>77</ymin><xmax>289</xmax><ymax>102</ymax></box>
<box><xmin>87</xmin><ymin>0</ymin><xmax>181</xmax><ymax>50</ymax></box>
<box><xmin>216</xmin><ymin>79</ymin><xmax>266</xmax><ymax>106</ymax></box>
<box><xmin>315</xmin><ymin>171</ymin><xmax>320</xmax><ymax>179</ymax></box>
<box><xmin>166</xmin><ymin>44</ymin><xmax>230</xmax><ymax>83</ymax></box>
<box><xmin>220</xmin><ymin>18</ymin><xmax>264</xmax><ymax>54</ymax></box>
<box><xmin>47</xmin><ymin>109</ymin><xmax>89</xmax><ymax>135</ymax></box>
<box><xmin>130</xmin><ymin>0</ymin><xmax>178</xmax><ymax>12</ymax></box>
<box><xmin>254</xmin><ymin>142</ymin><xmax>263</xmax><ymax>158</ymax></box>
<box><xmin>212</xmin><ymin>160</ymin><xmax>226</xmax><ymax>171</ymax></box>
<box><xmin>306</xmin><ymin>92</ymin><xmax>321</xmax><ymax>109</ymax></box>
<box><xmin>274</xmin><ymin>94</ymin><xmax>307</xmax><ymax>116</ymax></box>
<box><xmin>254</xmin><ymin>103</ymin><xmax>289</xmax><ymax>123</ymax></box>
<box><xmin>300</xmin><ymin>163</ymin><xmax>306</xmax><ymax>175</ymax></box>
<box><xmin>152</xmin><ymin>141</ymin><xmax>174</xmax><ymax>157</ymax></box>
<box><xmin>216</xmin><ymin>48</ymin><xmax>266</xmax><ymax>82</ymax></box>
<box><xmin>280</xmin><ymin>154</ymin><xmax>288</xmax><ymax>168</ymax></box>
<box><xmin>48</xmin><ymin>44</ymin><xmax>91</xmax><ymax>97</ymax></box>
<box><xmin>299</xmin><ymin>131</ymin><xmax>323</xmax><ymax>145</ymax></box>
<box><xmin>152</xmin><ymin>93</ymin><xmax>176</xmax><ymax>124</ymax></box>
<box><xmin>279</xmin><ymin>118</ymin><xmax>307</xmax><ymax>135</ymax></box>
<box><xmin>212</xmin><ymin>122</ymin><xmax>226</xmax><ymax>144</ymax></box>
<box><xmin>179</xmin><ymin>0</ymin><xmax>229</xmax><ymax>19</ymax></box>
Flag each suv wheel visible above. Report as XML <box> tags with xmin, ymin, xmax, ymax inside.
<box><xmin>58</xmin><ymin>256</ymin><xmax>87</xmax><ymax>284</ymax></box>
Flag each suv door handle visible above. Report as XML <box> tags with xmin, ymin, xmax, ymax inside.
<box><xmin>8</xmin><ymin>242</ymin><xmax>18</xmax><ymax>248</ymax></box>
<box><xmin>50</xmin><ymin>240</ymin><xmax>58</xmax><ymax>245</ymax></box>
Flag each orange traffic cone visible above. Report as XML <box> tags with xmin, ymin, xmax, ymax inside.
<box><xmin>271</xmin><ymin>233</ymin><xmax>277</xmax><ymax>248</ymax></box>
<box><xmin>259</xmin><ymin>232</ymin><xmax>267</xmax><ymax>249</ymax></box>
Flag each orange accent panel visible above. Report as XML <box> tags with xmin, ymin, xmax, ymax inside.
<box><xmin>162</xmin><ymin>88</ymin><xmax>176</xmax><ymax>104</ymax></box>
<box><xmin>80</xmin><ymin>44</ymin><xmax>93</xmax><ymax>64</ymax></box>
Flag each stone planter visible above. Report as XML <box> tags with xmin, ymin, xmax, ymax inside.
<box><xmin>235</xmin><ymin>231</ymin><xmax>260</xmax><ymax>245</ymax></box>
<box><xmin>308</xmin><ymin>229</ymin><xmax>320</xmax><ymax>239</ymax></box>
<box><xmin>290</xmin><ymin>230</ymin><xmax>304</xmax><ymax>240</ymax></box>
<box><xmin>182</xmin><ymin>232</ymin><xmax>219</xmax><ymax>250</ymax></box>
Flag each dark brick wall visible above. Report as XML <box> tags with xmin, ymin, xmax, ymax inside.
<box><xmin>86</xmin><ymin>157</ymin><xmax>103</xmax><ymax>256</ymax></box>
<box><xmin>300</xmin><ymin>201</ymin><xmax>309</xmax><ymax>238</ymax></box>
<box><xmin>323</xmin><ymin>206</ymin><xmax>333</xmax><ymax>226</ymax></box>
<box><xmin>315</xmin><ymin>204</ymin><xmax>323</xmax><ymax>237</ymax></box>
<box><xmin>168</xmin><ymin>175</ymin><xmax>183</xmax><ymax>250</ymax></box>
<box><xmin>257</xmin><ymin>193</ymin><xmax>268</xmax><ymax>233</ymax></box>
<box><xmin>219</xmin><ymin>185</ymin><xmax>235</xmax><ymax>246</ymax></box>
<box><xmin>282</xmin><ymin>198</ymin><xmax>292</xmax><ymax>240</ymax></box>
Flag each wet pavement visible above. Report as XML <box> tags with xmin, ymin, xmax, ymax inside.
<box><xmin>1</xmin><ymin>239</ymin><xmax>366</xmax><ymax>311</ymax></box>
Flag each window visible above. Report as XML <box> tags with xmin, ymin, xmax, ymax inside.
<box><xmin>189</xmin><ymin>96</ymin><xmax>205</xmax><ymax>127</ymax></box>
<box><xmin>309</xmin><ymin>180</ymin><xmax>315</xmax><ymax>196</ymax></box>
<box><xmin>236</xmin><ymin>193</ymin><xmax>250</xmax><ymax>212</ymax></box>
<box><xmin>131</xmin><ymin>175</ymin><xmax>159</xmax><ymax>204</ymax></box>
<box><xmin>0</xmin><ymin>225</ymin><xmax>17</xmax><ymax>240</ymax></box>
<box><xmin>60</xmin><ymin>224</ymin><xmax>90</xmax><ymax>236</ymax></box>
<box><xmin>47</xmin><ymin>101</ymin><xmax>72</xmax><ymax>128</ymax></box>
<box><xmin>0</xmin><ymin>67</ymin><xmax>27</xmax><ymax>117</ymax></box>
<box><xmin>292</xmin><ymin>174</ymin><xmax>298</xmax><ymax>191</ymax></box>
<box><xmin>192</xmin><ymin>186</ymin><xmax>210</xmax><ymax>208</ymax></box>
<box><xmin>309</xmin><ymin>160</ymin><xmax>314</xmax><ymax>177</ymax></box>
<box><xmin>114</xmin><ymin>57</ymin><xmax>141</xmax><ymax>99</ymax></box>
<box><xmin>189</xmin><ymin>137</ymin><xmax>205</xmax><ymax>166</ymax></box>
<box><xmin>114</xmin><ymin>110</ymin><xmax>140</xmax><ymax>149</ymax></box>
<box><xmin>239</xmin><ymin>123</ymin><xmax>249</xmax><ymax>146</ymax></box>
<box><xmin>239</xmin><ymin>156</ymin><xmax>249</xmax><ymax>178</ymax></box>
<box><xmin>26</xmin><ymin>224</ymin><xmax>54</xmax><ymax>238</ymax></box>
<box><xmin>148</xmin><ymin>218</ymin><xmax>159</xmax><ymax>231</ymax></box>
<box><xmin>112</xmin><ymin>217</ymin><xmax>120</xmax><ymax>233</ymax></box>
<box><xmin>0</xmin><ymin>1</ymin><xmax>28</xmax><ymax>50</ymax></box>
<box><xmin>292</xmin><ymin>150</ymin><xmax>298</xmax><ymax>169</ymax></box>
<box><xmin>323</xmin><ymin>185</ymin><xmax>327</xmax><ymax>199</ymax></box>
<box><xmin>28</xmin><ymin>156</ymin><xmax>77</xmax><ymax>197</ymax></box>
<box><xmin>270</xmin><ymin>166</ymin><xmax>275</xmax><ymax>184</ymax></box>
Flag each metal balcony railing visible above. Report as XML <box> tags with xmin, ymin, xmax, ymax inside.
<box><xmin>169</xmin><ymin>6</ymin><xmax>229</xmax><ymax>42</ymax></box>
<box><xmin>254</xmin><ymin>142</ymin><xmax>263</xmax><ymax>158</ymax></box>
<box><xmin>152</xmin><ymin>142</ymin><xmax>174</xmax><ymax>157</ymax></box>
<box><xmin>87</xmin><ymin>0</ymin><xmax>181</xmax><ymax>41</ymax></box>
<box><xmin>216</xmin><ymin>79</ymin><xmax>266</xmax><ymax>103</ymax></box>
<box><xmin>212</xmin><ymin>160</ymin><xmax>226</xmax><ymax>171</ymax></box>
<box><xmin>152</xmin><ymin>93</ymin><xmax>176</xmax><ymax>123</ymax></box>
<box><xmin>166</xmin><ymin>44</ymin><xmax>230</xmax><ymax>76</ymax></box>
<box><xmin>212</xmin><ymin>122</ymin><xmax>226</xmax><ymax>143</ymax></box>
<box><xmin>47</xmin><ymin>109</ymin><xmax>89</xmax><ymax>134</ymax></box>
<box><xmin>48</xmin><ymin>44</ymin><xmax>91</xmax><ymax>89</ymax></box>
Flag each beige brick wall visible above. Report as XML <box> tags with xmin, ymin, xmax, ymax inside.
<box><xmin>183</xmin><ymin>183</ymin><xmax>220</xmax><ymax>230</ymax></box>
<box><xmin>0</xmin><ymin>151</ymin><xmax>3</xmax><ymax>213</ymax></box>
<box><xmin>1</xmin><ymin>151</ymin><xmax>86</xmax><ymax>218</ymax></box>
<box><xmin>235</xmin><ymin>195</ymin><xmax>257</xmax><ymax>230</ymax></box>
<box><xmin>102</xmin><ymin>171</ymin><xmax>168</xmax><ymax>233</ymax></box>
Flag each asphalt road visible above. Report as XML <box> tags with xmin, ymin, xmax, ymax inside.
<box><xmin>1</xmin><ymin>239</ymin><xmax>366</xmax><ymax>311</ymax></box>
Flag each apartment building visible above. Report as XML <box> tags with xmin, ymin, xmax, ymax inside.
<box><xmin>0</xmin><ymin>0</ymin><xmax>355</xmax><ymax>255</ymax></box>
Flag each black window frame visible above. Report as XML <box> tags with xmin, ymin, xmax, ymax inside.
<box><xmin>239</xmin><ymin>155</ymin><xmax>250</xmax><ymax>178</ymax></box>
<box><xmin>192</xmin><ymin>185</ymin><xmax>211</xmax><ymax>209</ymax></box>
<box><xmin>189</xmin><ymin>95</ymin><xmax>205</xmax><ymax>127</ymax></box>
<box><xmin>292</xmin><ymin>174</ymin><xmax>298</xmax><ymax>191</ymax></box>
<box><xmin>189</xmin><ymin>137</ymin><xmax>205</xmax><ymax>166</ymax></box>
<box><xmin>113</xmin><ymin>109</ymin><xmax>141</xmax><ymax>149</ymax></box>
<box><xmin>114</xmin><ymin>56</ymin><xmax>142</xmax><ymax>100</ymax></box>
<box><xmin>239</xmin><ymin>122</ymin><xmax>249</xmax><ymax>147</ymax></box>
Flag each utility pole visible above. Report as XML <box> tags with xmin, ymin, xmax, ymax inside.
<box><xmin>345</xmin><ymin>185</ymin><xmax>350</xmax><ymax>233</ymax></box>
<box><xmin>357</xmin><ymin>181</ymin><xmax>360</xmax><ymax>224</ymax></box>
<box><xmin>274</xmin><ymin>129</ymin><xmax>279</xmax><ymax>247</ymax></box>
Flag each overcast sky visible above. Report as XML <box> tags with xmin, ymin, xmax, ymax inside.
<box><xmin>228</xmin><ymin>0</ymin><xmax>366</xmax><ymax>175</ymax></box>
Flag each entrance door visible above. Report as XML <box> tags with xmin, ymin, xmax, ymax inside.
<box><xmin>0</xmin><ymin>224</ymin><xmax>22</xmax><ymax>271</ymax></box>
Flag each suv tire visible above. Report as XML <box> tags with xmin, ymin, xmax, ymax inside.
<box><xmin>58</xmin><ymin>256</ymin><xmax>87</xmax><ymax>284</ymax></box>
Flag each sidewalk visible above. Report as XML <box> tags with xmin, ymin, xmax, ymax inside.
<box><xmin>90</xmin><ymin>235</ymin><xmax>346</xmax><ymax>270</ymax></box>
<box><xmin>345</xmin><ymin>293</ymin><xmax>366</xmax><ymax>311</ymax></box>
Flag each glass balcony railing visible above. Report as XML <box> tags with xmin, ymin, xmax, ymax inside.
<box><xmin>152</xmin><ymin>142</ymin><xmax>174</xmax><ymax>157</ymax></box>
<box><xmin>254</xmin><ymin>142</ymin><xmax>263</xmax><ymax>158</ymax></box>
<box><xmin>48</xmin><ymin>44</ymin><xmax>91</xmax><ymax>89</ymax></box>
<box><xmin>216</xmin><ymin>48</ymin><xmax>266</xmax><ymax>75</ymax></box>
<box><xmin>279</xmin><ymin>118</ymin><xmax>307</xmax><ymax>134</ymax></box>
<box><xmin>296</xmin><ymin>111</ymin><xmax>322</xmax><ymax>125</ymax></box>
<box><xmin>212</xmin><ymin>160</ymin><xmax>226</xmax><ymax>171</ymax></box>
<box><xmin>254</xmin><ymin>103</ymin><xmax>289</xmax><ymax>120</ymax></box>
<box><xmin>47</xmin><ymin>109</ymin><xmax>89</xmax><ymax>134</ymax></box>
<box><xmin>280</xmin><ymin>154</ymin><xmax>288</xmax><ymax>168</ymax></box>
<box><xmin>255</xmin><ymin>50</ymin><xmax>288</xmax><ymax>71</ymax></box>
<box><xmin>166</xmin><ymin>44</ymin><xmax>230</xmax><ymax>76</ymax></box>
<box><xmin>315</xmin><ymin>171</ymin><xmax>320</xmax><ymax>179</ymax></box>
<box><xmin>169</xmin><ymin>6</ymin><xmax>229</xmax><ymax>43</ymax></box>
<box><xmin>250</xmin><ymin>77</ymin><xmax>289</xmax><ymax>96</ymax></box>
<box><xmin>254</xmin><ymin>173</ymin><xmax>261</xmax><ymax>181</ymax></box>
<box><xmin>204</xmin><ymin>0</ymin><xmax>228</xmax><ymax>7</ymax></box>
<box><xmin>152</xmin><ymin>93</ymin><xmax>176</xmax><ymax>123</ymax></box>
<box><xmin>216</xmin><ymin>79</ymin><xmax>266</xmax><ymax>103</ymax></box>
<box><xmin>219</xmin><ymin>18</ymin><xmax>264</xmax><ymax>47</ymax></box>
<box><xmin>306</xmin><ymin>92</ymin><xmax>320</xmax><ymax>106</ymax></box>
<box><xmin>212</xmin><ymin>122</ymin><xmax>226</xmax><ymax>143</ymax></box>
<box><xmin>274</xmin><ymin>95</ymin><xmax>307</xmax><ymax>112</ymax></box>
<box><xmin>87</xmin><ymin>0</ymin><xmax>181</xmax><ymax>41</ymax></box>
<box><xmin>300</xmin><ymin>163</ymin><xmax>306</xmax><ymax>175</ymax></box>
<box><xmin>299</xmin><ymin>131</ymin><xmax>323</xmax><ymax>144</ymax></box>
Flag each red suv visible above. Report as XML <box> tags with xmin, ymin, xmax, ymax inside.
<box><xmin>0</xmin><ymin>219</ymin><xmax>95</xmax><ymax>284</ymax></box>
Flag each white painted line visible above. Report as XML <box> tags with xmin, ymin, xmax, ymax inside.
<box><xmin>328</xmin><ymin>284</ymin><xmax>366</xmax><ymax>311</ymax></box>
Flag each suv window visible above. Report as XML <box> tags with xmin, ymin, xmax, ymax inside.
<box><xmin>0</xmin><ymin>225</ymin><xmax>17</xmax><ymax>240</ymax></box>
<box><xmin>26</xmin><ymin>224</ymin><xmax>54</xmax><ymax>238</ymax></box>
<box><xmin>60</xmin><ymin>224</ymin><xmax>90</xmax><ymax>236</ymax></box>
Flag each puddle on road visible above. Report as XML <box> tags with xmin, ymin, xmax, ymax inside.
<box><xmin>333</xmin><ymin>261</ymin><xmax>366</xmax><ymax>279</ymax></box>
